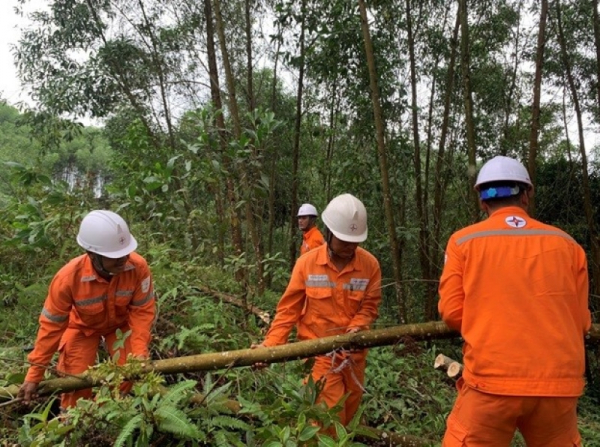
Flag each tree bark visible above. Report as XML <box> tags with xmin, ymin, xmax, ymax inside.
<box><xmin>358</xmin><ymin>0</ymin><xmax>405</xmax><ymax>323</ymax></box>
<box><xmin>406</xmin><ymin>0</ymin><xmax>437</xmax><ymax>321</ymax></box>
<box><xmin>288</xmin><ymin>0</ymin><xmax>307</xmax><ymax>270</ymax></box>
<box><xmin>241</xmin><ymin>0</ymin><xmax>266</xmax><ymax>294</ymax></box>
<box><xmin>245</xmin><ymin>0</ymin><xmax>255</xmax><ymax>113</ymax></box>
<box><xmin>501</xmin><ymin>2</ymin><xmax>522</xmax><ymax>156</ymax></box>
<box><xmin>325</xmin><ymin>78</ymin><xmax>340</xmax><ymax>203</ymax></box>
<box><xmin>214</xmin><ymin>0</ymin><xmax>264</xmax><ymax>300</ymax></box>
<box><xmin>204</xmin><ymin>0</ymin><xmax>244</xmax><ymax>272</ymax></box>
<box><xmin>459</xmin><ymin>0</ymin><xmax>479</xmax><ymax>221</ymax></box>
<box><xmin>527</xmin><ymin>0</ymin><xmax>548</xmax><ymax>216</ymax></box>
<box><xmin>433</xmin><ymin>8</ymin><xmax>460</xmax><ymax>299</ymax></box>
<box><xmin>594</xmin><ymin>0</ymin><xmax>600</xmax><ymax>122</ymax></box>
<box><xmin>555</xmin><ymin>0</ymin><xmax>600</xmax><ymax>304</ymax></box>
<box><xmin>266</xmin><ymin>29</ymin><xmax>282</xmax><ymax>288</ymax></box>
<box><xmin>4</xmin><ymin>322</ymin><xmax>600</xmax><ymax>401</ymax></box>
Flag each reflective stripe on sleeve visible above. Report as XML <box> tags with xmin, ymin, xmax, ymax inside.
<box><xmin>41</xmin><ymin>307</ymin><xmax>68</xmax><ymax>323</ymax></box>
<box><xmin>456</xmin><ymin>229</ymin><xmax>574</xmax><ymax>246</ymax></box>
<box><xmin>131</xmin><ymin>291</ymin><xmax>154</xmax><ymax>307</ymax></box>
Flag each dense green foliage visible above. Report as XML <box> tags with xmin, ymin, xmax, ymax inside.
<box><xmin>2</xmin><ymin>0</ymin><xmax>600</xmax><ymax>444</ymax></box>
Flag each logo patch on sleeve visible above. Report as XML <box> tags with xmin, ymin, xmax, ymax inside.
<box><xmin>141</xmin><ymin>276</ymin><xmax>151</xmax><ymax>293</ymax></box>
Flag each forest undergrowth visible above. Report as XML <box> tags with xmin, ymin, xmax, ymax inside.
<box><xmin>1</xmin><ymin>257</ymin><xmax>599</xmax><ymax>446</ymax></box>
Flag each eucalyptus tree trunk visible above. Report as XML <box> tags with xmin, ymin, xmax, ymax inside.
<box><xmin>288</xmin><ymin>0</ymin><xmax>307</xmax><ymax>270</ymax></box>
<box><xmin>243</xmin><ymin>0</ymin><xmax>265</xmax><ymax>294</ymax></box>
<box><xmin>406</xmin><ymin>0</ymin><xmax>436</xmax><ymax>321</ymax></box>
<box><xmin>501</xmin><ymin>1</ymin><xmax>523</xmax><ymax>156</ymax></box>
<box><xmin>5</xmin><ymin>322</ymin><xmax>600</xmax><ymax>401</ymax></box>
<box><xmin>433</xmin><ymin>10</ymin><xmax>460</xmax><ymax>289</ymax></box>
<box><xmin>213</xmin><ymin>0</ymin><xmax>264</xmax><ymax>295</ymax></box>
<box><xmin>205</xmin><ymin>0</ymin><xmax>244</xmax><ymax>276</ymax></box>
<box><xmin>459</xmin><ymin>0</ymin><xmax>479</xmax><ymax>221</ymax></box>
<box><xmin>526</xmin><ymin>0</ymin><xmax>548</xmax><ymax>217</ymax></box>
<box><xmin>266</xmin><ymin>30</ymin><xmax>282</xmax><ymax>288</ymax></box>
<box><xmin>594</xmin><ymin>0</ymin><xmax>600</xmax><ymax>123</ymax></box>
<box><xmin>245</xmin><ymin>0</ymin><xmax>255</xmax><ymax>113</ymax></box>
<box><xmin>358</xmin><ymin>0</ymin><xmax>406</xmax><ymax>323</ymax></box>
<box><xmin>325</xmin><ymin>78</ymin><xmax>340</xmax><ymax>203</ymax></box>
<box><xmin>560</xmin><ymin>88</ymin><xmax>573</xmax><ymax>164</ymax></box>
<box><xmin>0</xmin><ymin>322</ymin><xmax>457</xmax><ymax>401</ymax></box>
<box><xmin>555</xmin><ymin>0</ymin><xmax>600</xmax><ymax>303</ymax></box>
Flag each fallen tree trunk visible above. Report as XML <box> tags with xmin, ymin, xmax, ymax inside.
<box><xmin>2</xmin><ymin>322</ymin><xmax>600</xmax><ymax>400</ymax></box>
<box><xmin>0</xmin><ymin>321</ymin><xmax>455</xmax><ymax>400</ymax></box>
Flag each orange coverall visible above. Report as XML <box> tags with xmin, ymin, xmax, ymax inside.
<box><xmin>439</xmin><ymin>206</ymin><xmax>591</xmax><ymax>446</ymax></box>
<box><xmin>25</xmin><ymin>252</ymin><xmax>155</xmax><ymax>408</ymax></box>
<box><xmin>300</xmin><ymin>226</ymin><xmax>325</xmax><ymax>256</ymax></box>
<box><xmin>264</xmin><ymin>244</ymin><xmax>381</xmax><ymax>425</ymax></box>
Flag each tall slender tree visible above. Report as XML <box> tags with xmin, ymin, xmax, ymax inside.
<box><xmin>358</xmin><ymin>0</ymin><xmax>405</xmax><ymax>322</ymax></box>
<box><xmin>527</xmin><ymin>0</ymin><xmax>549</xmax><ymax>216</ymax></box>
<box><xmin>555</xmin><ymin>0</ymin><xmax>600</xmax><ymax>302</ymax></box>
<box><xmin>459</xmin><ymin>0</ymin><xmax>479</xmax><ymax>220</ymax></box>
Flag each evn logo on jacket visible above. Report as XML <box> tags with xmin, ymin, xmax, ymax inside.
<box><xmin>505</xmin><ymin>216</ymin><xmax>527</xmax><ymax>228</ymax></box>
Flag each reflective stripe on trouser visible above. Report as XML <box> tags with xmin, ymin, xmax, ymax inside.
<box><xmin>56</xmin><ymin>326</ymin><xmax>133</xmax><ymax>408</ymax></box>
<box><xmin>442</xmin><ymin>378</ymin><xmax>581</xmax><ymax>447</ymax></box>
<box><xmin>309</xmin><ymin>352</ymin><xmax>366</xmax><ymax>426</ymax></box>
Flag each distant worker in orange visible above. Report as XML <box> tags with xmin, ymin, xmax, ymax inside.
<box><xmin>297</xmin><ymin>203</ymin><xmax>325</xmax><ymax>256</ymax></box>
<box><xmin>438</xmin><ymin>156</ymin><xmax>591</xmax><ymax>446</ymax></box>
<box><xmin>19</xmin><ymin>210</ymin><xmax>155</xmax><ymax>409</ymax></box>
<box><xmin>254</xmin><ymin>194</ymin><xmax>381</xmax><ymax>426</ymax></box>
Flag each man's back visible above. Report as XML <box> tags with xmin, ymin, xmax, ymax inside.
<box><xmin>439</xmin><ymin>205</ymin><xmax>591</xmax><ymax>397</ymax></box>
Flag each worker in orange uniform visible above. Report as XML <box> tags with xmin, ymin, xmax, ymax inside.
<box><xmin>254</xmin><ymin>194</ymin><xmax>381</xmax><ymax>426</ymax></box>
<box><xmin>19</xmin><ymin>210</ymin><xmax>155</xmax><ymax>409</ymax></box>
<box><xmin>438</xmin><ymin>156</ymin><xmax>591</xmax><ymax>447</ymax></box>
<box><xmin>297</xmin><ymin>203</ymin><xmax>325</xmax><ymax>256</ymax></box>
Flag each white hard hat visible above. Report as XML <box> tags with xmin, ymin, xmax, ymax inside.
<box><xmin>77</xmin><ymin>210</ymin><xmax>138</xmax><ymax>258</ymax></box>
<box><xmin>474</xmin><ymin>156</ymin><xmax>533</xmax><ymax>190</ymax></box>
<box><xmin>297</xmin><ymin>203</ymin><xmax>318</xmax><ymax>217</ymax></box>
<box><xmin>321</xmin><ymin>194</ymin><xmax>367</xmax><ymax>243</ymax></box>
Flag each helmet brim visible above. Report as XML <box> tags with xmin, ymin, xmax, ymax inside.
<box><xmin>329</xmin><ymin>228</ymin><xmax>367</xmax><ymax>243</ymax></box>
<box><xmin>78</xmin><ymin>235</ymin><xmax>138</xmax><ymax>258</ymax></box>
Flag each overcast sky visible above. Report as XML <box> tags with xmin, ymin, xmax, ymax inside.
<box><xmin>0</xmin><ymin>1</ymin><xmax>598</xmax><ymax>151</ymax></box>
<box><xmin>0</xmin><ymin>2</ymin><xmax>27</xmax><ymax>105</ymax></box>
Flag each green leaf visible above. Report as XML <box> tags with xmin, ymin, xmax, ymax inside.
<box><xmin>160</xmin><ymin>380</ymin><xmax>197</xmax><ymax>406</ymax></box>
<box><xmin>6</xmin><ymin>373</ymin><xmax>25</xmax><ymax>384</ymax></box>
<box><xmin>154</xmin><ymin>405</ymin><xmax>203</xmax><ymax>438</ymax></box>
<box><xmin>114</xmin><ymin>413</ymin><xmax>143</xmax><ymax>447</ymax></box>
<box><xmin>317</xmin><ymin>436</ymin><xmax>338</xmax><ymax>447</ymax></box>
<box><xmin>298</xmin><ymin>425</ymin><xmax>320</xmax><ymax>441</ymax></box>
